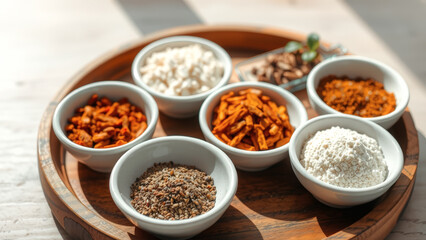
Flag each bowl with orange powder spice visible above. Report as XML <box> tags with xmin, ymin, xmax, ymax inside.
<box><xmin>53</xmin><ymin>81</ymin><xmax>159</xmax><ymax>172</ymax></box>
<box><xmin>307</xmin><ymin>56</ymin><xmax>409</xmax><ymax>129</ymax></box>
<box><xmin>199</xmin><ymin>82</ymin><xmax>308</xmax><ymax>171</ymax></box>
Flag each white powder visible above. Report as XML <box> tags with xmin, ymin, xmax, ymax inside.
<box><xmin>139</xmin><ymin>44</ymin><xmax>224</xmax><ymax>96</ymax></box>
<box><xmin>300</xmin><ymin>126</ymin><xmax>388</xmax><ymax>188</ymax></box>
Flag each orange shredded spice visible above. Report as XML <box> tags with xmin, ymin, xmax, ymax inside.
<box><xmin>211</xmin><ymin>88</ymin><xmax>294</xmax><ymax>151</ymax></box>
<box><xmin>65</xmin><ymin>94</ymin><xmax>148</xmax><ymax>148</ymax></box>
<box><xmin>317</xmin><ymin>75</ymin><xmax>396</xmax><ymax>118</ymax></box>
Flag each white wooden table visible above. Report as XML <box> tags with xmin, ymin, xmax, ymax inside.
<box><xmin>1</xmin><ymin>0</ymin><xmax>425</xmax><ymax>239</ymax></box>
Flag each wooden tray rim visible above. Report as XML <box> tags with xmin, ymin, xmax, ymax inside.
<box><xmin>37</xmin><ymin>24</ymin><xmax>420</xmax><ymax>240</ymax></box>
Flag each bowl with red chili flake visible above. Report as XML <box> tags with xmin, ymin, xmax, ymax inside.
<box><xmin>307</xmin><ymin>55</ymin><xmax>410</xmax><ymax>129</ymax></box>
<box><xmin>52</xmin><ymin>81</ymin><xmax>159</xmax><ymax>172</ymax></box>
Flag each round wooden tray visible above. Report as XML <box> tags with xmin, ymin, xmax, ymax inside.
<box><xmin>37</xmin><ymin>25</ymin><xmax>419</xmax><ymax>240</ymax></box>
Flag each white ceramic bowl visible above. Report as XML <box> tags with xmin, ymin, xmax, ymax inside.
<box><xmin>132</xmin><ymin>36</ymin><xmax>232</xmax><ymax>118</ymax></box>
<box><xmin>52</xmin><ymin>81</ymin><xmax>159</xmax><ymax>172</ymax></box>
<box><xmin>307</xmin><ymin>55</ymin><xmax>410</xmax><ymax>129</ymax></box>
<box><xmin>289</xmin><ymin>114</ymin><xmax>403</xmax><ymax>208</ymax></box>
<box><xmin>109</xmin><ymin>136</ymin><xmax>238</xmax><ymax>239</ymax></box>
<box><xmin>199</xmin><ymin>82</ymin><xmax>308</xmax><ymax>171</ymax></box>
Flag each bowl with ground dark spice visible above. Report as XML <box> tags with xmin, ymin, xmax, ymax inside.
<box><xmin>109</xmin><ymin>136</ymin><xmax>237</xmax><ymax>239</ymax></box>
<box><xmin>307</xmin><ymin>55</ymin><xmax>410</xmax><ymax>129</ymax></box>
<box><xmin>52</xmin><ymin>81</ymin><xmax>159</xmax><ymax>172</ymax></box>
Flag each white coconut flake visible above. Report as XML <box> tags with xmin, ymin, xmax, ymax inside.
<box><xmin>139</xmin><ymin>44</ymin><xmax>224</xmax><ymax>96</ymax></box>
<box><xmin>300</xmin><ymin>126</ymin><xmax>388</xmax><ymax>188</ymax></box>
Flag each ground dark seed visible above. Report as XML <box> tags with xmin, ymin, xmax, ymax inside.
<box><xmin>130</xmin><ymin>161</ymin><xmax>217</xmax><ymax>220</ymax></box>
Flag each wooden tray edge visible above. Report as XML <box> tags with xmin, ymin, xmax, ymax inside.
<box><xmin>36</xmin><ymin>24</ymin><xmax>420</xmax><ymax>240</ymax></box>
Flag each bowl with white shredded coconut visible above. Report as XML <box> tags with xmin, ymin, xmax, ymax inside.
<box><xmin>289</xmin><ymin>114</ymin><xmax>403</xmax><ymax>208</ymax></box>
<box><xmin>132</xmin><ymin>36</ymin><xmax>232</xmax><ymax>118</ymax></box>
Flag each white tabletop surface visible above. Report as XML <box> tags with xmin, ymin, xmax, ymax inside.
<box><xmin>1</xmin><ymin>0</ymin><xmax>425</xmax><ymax>239</ymax></box>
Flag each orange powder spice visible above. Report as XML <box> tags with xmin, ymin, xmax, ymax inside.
<box><xmin>211</xmin><ymin>88</ymin><xmax>294</xmax><ymax>151</ymax></box>
<box><xmin>317</xmin><ymin>75</ymin><xmax>396</xmax><ymax>118</ymax></box>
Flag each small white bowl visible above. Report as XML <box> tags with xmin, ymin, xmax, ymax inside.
<box><xmin>289</xmin><ymin>114</ymin><xmax>403</xmax><ymax>208</ymax></box>
<box><xmin>306</xmin><ymin>55</ymin><xmax>410</xmax><ymax>129</ymax></box>
<box><xmin>52</xmin><ymin>81</ymin><xmax>159</xmax><ymax>172</ymax></box>
<box><xmin>109</xmin><ymin>136</ymin><xmax>238</xmax><ymax>239</ymax></box>
<box><xmin>199</xmin><ymin>82</ymin><xmax>308</xmax><ymax>171</ymax></box>
<box><xmin>132</xmin><ymin>36</ymin><xmax>232</xmax><ymax>118</ymax></box>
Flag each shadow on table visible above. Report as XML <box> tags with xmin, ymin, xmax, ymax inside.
<box><xmin>344</xmin><ymin>0</ymin><xmax>426</xmax><ymax>86</ymax></box>
<box><xmin>115</xmin><ymin>0</ymin><xmax>202</xmax><ymax>35</ymax></box>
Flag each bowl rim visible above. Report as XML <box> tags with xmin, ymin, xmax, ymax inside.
<box><xmin>306</xmin><ymin>55</ymin><xmax>410</xmax><ymax>122</ymax></box>
<box><xmin>52</xmin><ymin>81</ymin><xmax>159</xmax><ymax>153</ymax></box>
<box><xmin>131</xmin><ymin>35</ymin><xmax>232</xmax><ymax>102</ymax></box>
<box><xmin>289</xmin><ymin>113</ymin><xmax>404</xmax><ymax>194</ymax></box>
<box><xmin>199</xmin><ymin>81</ymin><xmax>308</xmax><ymax>156</ymax></box>
<box><xmin>109</xmin><ymin>136</ymin><xmax>238</xmax><ymax>226</ymax></box>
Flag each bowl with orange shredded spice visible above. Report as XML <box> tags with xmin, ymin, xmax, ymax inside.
<box><xmin>53</xmin><ymin>81</ymin><xmax>159</xmax><ymax>172</ymax></box>
<box><xmin>307</xmin><ymin>55</ymin><xmax>409</xmax><ymax>129</ymax></box>
<box><xmin>199</xmin><ymin>82</ymin><xmax>307</xmax><ymax>171</ymax></box>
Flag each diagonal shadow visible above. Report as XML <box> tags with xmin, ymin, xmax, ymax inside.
<box><xmin>344</xmin><ymin>0</ymin><xmax>426</xmax><ymax>87</ymax></box>
<box><xmin>115</xmin><ymin>0</ymin><xmax>203</xmax><ymax>35</ymax></box>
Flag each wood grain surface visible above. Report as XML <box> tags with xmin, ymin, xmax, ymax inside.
<box><xmin>37</xmin><ymin>26</ymin><xmax>419</xmax><ymax>239</ymax></box>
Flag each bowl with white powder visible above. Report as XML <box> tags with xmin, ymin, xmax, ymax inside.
<box><xmin>132</xmin><ymin>36</ymin><xmax>232</xmax><ymax>118</ymax></box>
<box><xmin>289</xmin><ymin>114</ymin><xmax>403</xmax><ymax>208</ymax></box>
